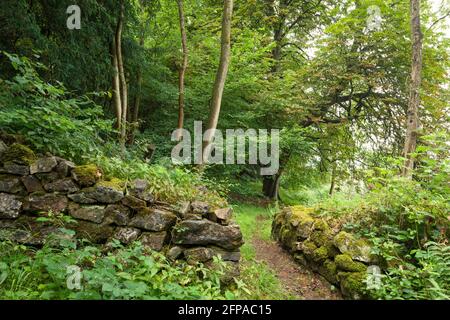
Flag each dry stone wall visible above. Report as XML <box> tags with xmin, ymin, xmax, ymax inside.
<box><xmin>0</xmin><ymin>141</ymin><xmax>243</xmax><ymax>274</ymax></box>
<box><xmin>272</xmin><ymin>206</ymin><xmax>380</xmax><ymax>299</ymax></box>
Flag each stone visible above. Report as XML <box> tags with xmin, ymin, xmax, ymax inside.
<box><xmin>0</xmin><ymin>174</ymin><xmax>24</xmax><ymax>194</ymax></box>
<box><xmin>69</xmin><ymin>220</ymin><xmax>115</xmax><ymax>244</ymax></box>
<box><xmin>191</xmin><ymin>201</ymin><xmax>210</xmax><ymax>215</ymax></box>
<box><xmin>68</xmin><ymin>203</ymin><xmax>105</xmax><ymax>223</ymax></box>
<box><xmin>208</xmin><ymin>207</ymin><xmax>232</xmax><ymax>224</ymax></box>
<box><xmin>335</xmin><ymin>254</ymin><xmax>367</xmax><ymax>272</ymax></box>
<box><xmin>0</xmin><ymin>193</ymin><xmax>22</xmax><ymax>219</ymax></box>
<box><xmin>0</xmin><ymin>140</ymin><xmax>7</xmax><ymax>158</ymax></box>
<box><xmin>1</xmin><ymin>163</ymin><xmax>29</xmax><ymax>175</ymax></box>
<box><xmin>184</xmin><ymin>247</ymin><xmax>214</xmax><ymax>264</ymax></box>
<box><xmin>71</xmin><ymin>164</ymin><xmax>102</xmax><ymax>187</ymax></box>
<box><xmin>129</xmin><ymin>208</ymin><xmax>177</xmax><ymax>232</ymax></box>
<box><xmin>333</xmin><ymin>231</ymin><xmax>373</xmax><ymax>263</ymax></box>
<box><xmin>318</xmin><ymin>259</ymin><xmax>338</xmax><ymax>285</ymax></box>
<box><xmin>104</xmin><ymin>204</ymin><xmax>131</xmax><ymax>226</ymax></box>
<box><xmin>121</xmin><ymin>195</ymin><xmax>146</xmax><ymax>210</ymax></box>
<box><xmin>21</xmin><ymin>175</ymin><xmax>44</xmax><ymax>193</ymax></box>
<box><xmin>30</xmin><ymin>156</ymin><xmax>58</xmax><ymax>174</ymax></box>
<box><xmin>128</xmin><ymin>179</ymin><xmax>154</xmax><ymax>202</ymax></box>
<box><xmin>55</xmin><ymin>159</ymin><xmax>76</xmax><ymax>177</ymax></box>
<box><xmin>172</xmin><ymin>201</ymin><xmax>190</xmax><ymax>216</ymax></box>
<box><xmin>140</xmin><ymin>231</ymin><xmax>168</xmax><ymax>251</ymax></box>
<box><xmin>210</xmin><ymin>246</ymin><xmax>241</xmax><ymax>262</ymax></box>
<box><xmin>34</xmin><ymin>172</ymin><xmax>60</xmax><ymax>185</ymax></box>
<box><xmin>44</xmin><ymin>178</ymin><xmax>79</xmax><ymax>193</ymax></box>
<box><xmin>113</xmin><ymin>227</ymin><xmax>141</xmax><ymax>244</ymax></box>
<box><xmin>68</xmin><ymin>192</ymin><xmax>97</xmax><ymax>204</ymax></box>
<box><xmin>338</xmin><ymin>271</ymin><xmax>368</xmax><ymax>300</ymax></box>
<box><xmin>24</xmin><ymin>193</ymin><xmax>68</xmax><ymax>213</ymax></box>
<box><xmin>0</xmin><ymin>144</ymin><xmax>36</xmax><ymax>165</ymax></box>
<box><xmin>172</xmin><ymin>220</ymin><xmax>244</xmax><ymax>251</ymax></box>
<box><xmin>167</xmin><ymin>246</ymin><xmax>183</xmax><ymax>260</ymax></box>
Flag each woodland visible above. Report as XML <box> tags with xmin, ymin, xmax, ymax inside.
<box><xmin>0</xmin><ymin>0</ymin><xmax>449</xmax><ymax>300</ymax></box>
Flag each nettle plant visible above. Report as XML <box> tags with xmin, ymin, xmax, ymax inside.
<box><xmin>0</xmin><ymin>52</ymin><xmax>114</xmax><ymax>162</ymax></box>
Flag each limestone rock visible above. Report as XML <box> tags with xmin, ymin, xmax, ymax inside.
<box><xmin>210</xmin><ymin>246</ymin><xmax>241</xmax><ymax>262</ymax></box>
<box><xmin>1</xmin><ymin>144</ymin><xmax>36</xmax><ymax>165</ymax></box>
<box><xmin>71</xmin><ymin>164</ymin><xmax>102</xmax><ymax>187</ymax></box>
<box><xmin>191</xmin><ymin>201</ymin><xmax>210</xmax><ymax>215</ymax></box>
<box><xmin>338</xmin><ymin>271</ymin><xmax>368</xmax><ymax>300</ymax></box>
<box><xmin>1</xmin><ymin>163</ymin><xmax>29</xmax><ymax>175</ymax></box>
<box><xmin>24</xmin><ymin>193</ymin><xmax>68</xmax><ymax>213</ymax></box>
<box><xmin>30</xmin><ymin>156</ymin><xmax>58</xmax><ymax>174</ymax></box>
<box><xmin>208</xmin><ymin>208</ymin><xmax>232</xmax><ymax>224</ymax></box>
<box><xmin>172</xmin><ymin>220</ymin><xmax>243</xmax><ymax>250</ymax></box>
<box><xmin>113</xmin><ymin>227</ymin><xmax>141</xmax><ymax>244</ymax></box>
<box><xmin>172</xmin><ymin>201</ymin><xmax>190</xmax><ymax>217</ymax></box>
<box><xmin>0</xmin><ymin>140</ymin><xmax>7</xmax><ymax>159</ymax></box>
<box><xmin>184</xmin><ymin>247</ymin><xmax>214</xmax><ymax>264</ymax></box>
<box><xmin>69</xmin><ymin>220</ymin><xmax>114</xmax><ymax>244</ymax></box>
<box><xmin>68</xmin><ymin>203</ymin><xmax>105</xmax><ymax>223</ymax></box>
<box><xmin>104</xmin><ymin>204</ymin><xmax>131</xmax><ymax>226</ymax></box>
<box><xmin>121</xmin><ymin>195</ymin><xmax>146</xmax><ymax>210</ymax></box>
<box><xmin>128</xmin><ymin>179</ymin><xmax>154</xmax><ymax>202</ymax></box>
<box><xmin>0</xmin><ymin>174</ymin><xmax>24</xmax><ymax>194</ymax></box>
<box><xmin>129</xmin><ymin>208</ymin><xmax>177</xmax><ymax>232</ymax></box>
<box><xmin>69</xmin><ymin>182</ymin><xmax>124</xmax><ymax>204</ymax></box>
<box><xmin>67</xmin><ymin>192</ymin><xmax>97</xmax><ymax>204</ymax></box>
<box><xmin>140</xmin><ymin>231</ymin><xmax>168</xmax><ymax>251</ymax></box>
<box><xmin>55</xmin><ymin>159</ymin><xmax>76</xmax><ymax>178</ymax></box>
<box><xmin>167</xmin><ymin>246</ymin><xmax>183</xmax><ymax>260</ymax></box>
<box><xmin>333</xmin><ymin>231</ymin><xmax>373</xmax><ymax>263</ymax></box>
<box><xmin>21</xmin><ymin>175</ymin><xmax>44</xmax><ymax>193</ymax></box>
<box><xmin>44</xmin><ymin>178</ymin><xmax>79</xmax><ymax>193</ymax></box>
<box><xmin>0</xmin><ymin>193</ymin><xmax>22</xmax><ymax>218</ymax></box>
<box><xmin>335</xmin><ymin>254</ymin><xmax>367</xmax><ymax>272</ymax></box>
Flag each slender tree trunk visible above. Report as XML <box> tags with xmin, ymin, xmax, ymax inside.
<box><xmin>402</xmin><ymin>0</ymin><xmax>423</xmax><ymax>177</ymax></box>
<box><xmin>111</xmin><ymin>41</ymin><xmax>122</xmax><ymax>130</ymax></box>
<box><xmin>202</xmin><ymin>0</ymin><xmax>233</xmax><ymax>163</ymax></box>
<box><xmin>116</xmin><ymin>0</ymin><xmax>128</xmax><ymax>156</ymax></box>
<box><xmin>329</xmin><ymin>163</ymin><xmax>337</xmax><ymax>195</ymax></box>
<box><xmin>176</xmin><ymin>0</ymin><xmax>188</xmax><ymax>141</ymax></box>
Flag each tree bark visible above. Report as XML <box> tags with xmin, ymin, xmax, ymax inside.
<box><xmin>402</xmin><ymin>0</ymin><xmax>423</xmax><ymax>177</ymax></box>
<box><xmin>115</xmin><ymin>0</ymin><xmax>128</xmax><ymax>156</ymax></box>
<box><xmin>176</xmin><ymin>0</ymin><xmax>188</xmax><ymax>141</ymax></box>
<box><xmin>111</xmin><ymin>40</ymin><xmax>122</xmax><ymax>130</ymax></box>
<box><xmin>202</xmin><ymin>0</ymin><xmax>233</xmax><ymax>163</ymax></box>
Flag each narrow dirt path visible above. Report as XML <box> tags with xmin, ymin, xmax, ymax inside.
<box><xmin>251</xmin><ymin>215</ymin><xmax>342</xmax><ymax>300</ymax></box>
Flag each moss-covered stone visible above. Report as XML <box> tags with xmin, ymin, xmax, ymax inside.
<box><xmin>333</xmin><ymin>231</ymin><xmax>373</xmax><ymax>263</ymax></box>
<box><xmin>313</xmin><ymin>219</ymin><xmax>330</xmax><ymax>232</ymax></box>
<box><xmin>97</xmin><ymin>178</ymin><xmax>126</xmax><ymax>191</ymax></box>
<box><xmin>71</xmin><ymin>164</ymin><xmax>101</xmax><ymax>187</ymax></box>
<box><xmin>310</xmin><ymin>229</ymin><xmax>333</xmax><ymax>247</ymax></box>
<box><xmin>1</xmin><ymin>144</ymin><xmax>36</xmax><ymax>165</ymax></box>
<box><xmin>318</xmin><ymin>259</ymin><xmax>338</xmax><ymax>284</ymax></box>
<box><xmin>311</xmin><ymin>246</ymin><xmax>329</xmax><ymax>263</ymax></box>
<box><xmin>339</xmin><ymin>271</ymin><xmax>369</xmax><ymax>300</ymax></box>
<box><xmin>335</xmin><ymin>254</ymin><xmax>367</xmax><ymax>272</ymax></box>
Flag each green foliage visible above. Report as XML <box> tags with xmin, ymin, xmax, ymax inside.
<box><xmin>0</xmin><ymin>240</ymin><xmax>240</xmax><ymax>300</ymax></box>
<box><xmin>0</xmin><ymin>53</ymin><xmax>113</xmax><ymax>162</ymax></box>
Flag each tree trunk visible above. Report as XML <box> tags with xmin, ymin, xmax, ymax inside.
<box><xmin>202</xmin><ymin>0</ymin><xmax>233</xmax><ymax>163</ymax></box>
<box><xmin>176</xmin><ymin>0</ymin><xmax>188</xmax><ymax>141</ymax></box>
<box><xmin>111</xmin><ymin>41</ymin><xmax>122</xmax><ymax>130</ymax></box>
<box><xmin>402</xmin><ymin>0</ymin><xmax>423</xmax><ymax>177</ymax></box>
<box><xmin>116</xmin><ymin>0</ymin><xmax>128</xmax><ymax>156</ymax></box>
<box><xmin>263</xmin><ymin>172</ymin><xmax>282</xmax><ymax>200</ymax></box>
<box><xmin>329</xmin><ymin>163</ymin><xmax>337</xmax><ymax>195</ymax></box>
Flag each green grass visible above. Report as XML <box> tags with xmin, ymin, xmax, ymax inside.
<box><xmin>232</xmin><ymin>202</ymin><xmax>295</xmax><ymax>300</ymax></box>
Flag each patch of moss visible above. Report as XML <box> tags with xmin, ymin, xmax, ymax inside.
<box><xmin>313</xmin><ymin>219</ymin><xmax>330</xmax><ymax>232</ymax></box>
<box><xmin>335</xmin><ymin>254</ymin><xmax>367</xmax><ymax>272</ymax></box>
<box><xmin>319</xmin><ymin>259</ymin><xmax>338</xmax><ymax>284</ymax></box>
<box><xmin>97</xmin><ymin>178</ymin><xmax>126</xmax><ymax>191</ymax></box>
<box><xmin>339</xmin><ymin>271</ymin><xmax>368</xmax><ymax>300</ymax></box>
<box><xmin>310</xmin><ymin>230</ymin><xmax>333</xmax><ymax>247</ymax></box>
<box><xmin>1</xmin><ymin>143</ymin><xmax>36</xmax><ymax>165</ymax></box>
<box><xmin>311</xmin><ymin>246</ymin><xmax>328</xmax><ymax>263</ymax></box>
<box><xmin>333</xmin><ymin>231</ymin><xmax>372</xmax><ymax>263</ymax></box>
<box><xmin>301</xmin><ymin>239</ymin><xmax>317</xmax><ymax>257</ymax></box>
<box><xmin>72</xmin><ymin>164</ymin><xmax>101</xmax><ymax>187</ymax></box>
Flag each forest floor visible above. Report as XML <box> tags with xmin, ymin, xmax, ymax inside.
<box><xmin>234</xmin><ymin>201</ymin><xmax>342</xmax><ymax>300</ymax></box>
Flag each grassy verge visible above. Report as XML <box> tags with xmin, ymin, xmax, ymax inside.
<box><xmin>232</xmin><ymin>202</ymin><xmax>295</xmax><ymax>300</ymax></box>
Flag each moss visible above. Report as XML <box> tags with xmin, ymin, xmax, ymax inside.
<box><xmin>335</xmin><ymin>254</ymin><xmax>367</xmax><ymax>272</ymax></box>
<box><xmin>1</xmin><ymin>143</ymin><xmax>36</xmax><ymax>165</ymax></box>
<box><xmin>333</xmin><ymin>231</ymin><xmax>373</xmax><ymax>263</ymax></box>
<box><xmin>311</xmin><ymin>246</ymin><xmax>328</xmax><ymax>263</ymax></box>
<box><xmin>72</xmin><ymin>164</ymin><xmax>101</xmax><ymax>187</ymax></box>
<box><xmin>301</xmin><ymin>239</ymin><xmax>317</xmax><ymax>256</ymax></box>
<box><xmin>97</xmin><ymin>178</ymin><xmax>126</xmax><ymax>191</ymax></box>
<box><xmin>318</xmin><ymin>259</ymin><xmax>338</xmax><ymax>284</ymax></box>
<box><xmin>313</xmin><ymin>219</ymin><xmax>330</xmax><ymax>232</ymax></box>
<box><xmin>339</xmin><ymin>271</ymin><xmax>368</xmax><ymax>300</ymax></box>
